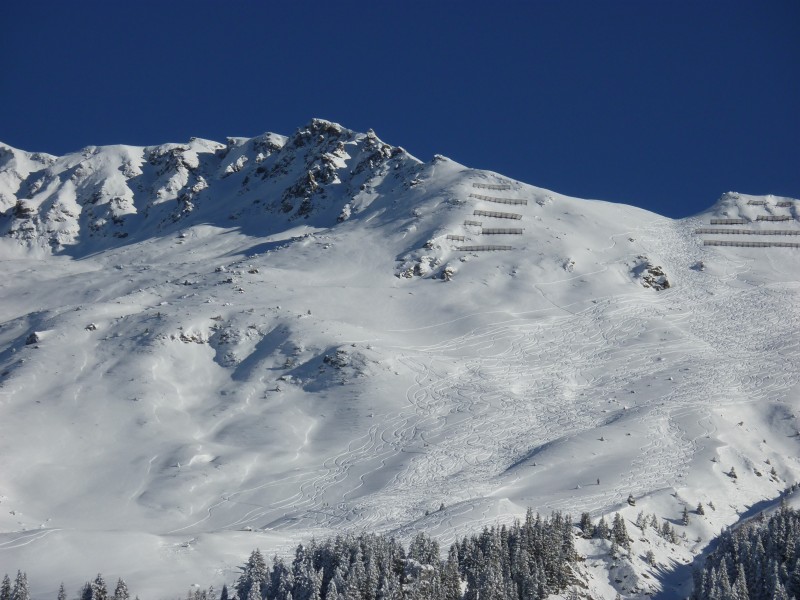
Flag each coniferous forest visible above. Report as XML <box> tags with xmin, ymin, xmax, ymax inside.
<box><xmin>2</xmin><ymin>510</ymin><xmax>577</xmax><ymax>600</ymax></box>
<box><xmin>691</xmin><ymin>504</ymin><xmax>800</xmax><ymax>600</ymax></box>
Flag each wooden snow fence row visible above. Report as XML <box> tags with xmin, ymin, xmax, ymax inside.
<box><xmin>777</xmin><ymin>201</ymin><xmax>794</xmax><ymax>207</ymax></box>
<box><xmin>747</xmin><ymin>200</ymin><xmax>768</xmax><ymax>206</ymax></box>
<box><xmin>704</xmin><ymin>240</ymin><xmax>800</xmax><ymax>248</ymax></box>
<box><xmin>457</xmin><ymin>245</ymin><xmax>515</xmax><ymax>251</ymax></box>
<box><xmin>469</xmin><ymin>193</ymin><xmax>528</xmax><ymax>206</ymax></box>
<box><xmin>474</xmin><ymin>210</ymin><xmax>522</xmax><ymax>220</ymax></box>
<box><xmin>446</xmin><ymin>235</ymin><xmax>466</xmax><ymax>241</ymax></box>
<box><xmin>482</xmin><ymin>228</ymin><xmax>523</xmax><ymax>235</ymax></box>
<box><xmin>463</xmin><ymin>220</ymin><xmax>482</xmax><ymax>226</ymax></box>
<box><xmin>756</xmin><ymin>215</ymin><xmax>793</xmax><ymax>221</ymax></box>
<box><xmin>710</xmin><ymin>218</ymin><xmax>748</xmax><ymax>225</ymax></box>
<box><xmin>694</xmin><ymin>228</ymin><xmax>800</xmax><ymax>236</ymax></box>
<box><xmin>472</xmin><ymin>182</ymin><xmax>511</xmax><ymax>190</ymax></box>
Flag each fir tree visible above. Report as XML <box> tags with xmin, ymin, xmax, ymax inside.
<box><xmin>1</xmin><ymin>575</ymin><xmax>11</xmax><ymax>600</ymax></box>
<box><xmin>611</xmin><ymin>513</ymin><xmax>631</xmax><ymax>550</ymax></box>
<box><xmin>660</xmin><ymin>520</ymin><xmax>674</xmax><ymax>542</ymax></box>
<box><xmin>113</xmin><ymin>579</ymin><xmax>129</xmax><ymax>600</ymax></box>
<box><xmin>595</xmin><ymin>516</ymin><xmax>610</xmax><ymax>540</ymax></box>
<box><xmin>238</xmin><ymin>549</ymin><xmax>268</xmax><ymax>600</ymax></box>
<box><xmin>92</xmin><ymin>574</ymin><xmax>108</xmax><ymax>600</ymax></box>
<box><xmin>81</xmin><ymin>583</ymin><xmax>93</xmax><ymax>600</ymax></box>
<box><xmin>11</xmin><ymin>572</ymin><xmax>29</xmax><ymax>600</ymax></box>
<box><xmin>57</xmin><ymin>583</ymin><xmax>67</xmax><ymax>600</ymax></box>
<box><xmin>579</xmin><ymin>512</ymin><xmax>594</xmax><ymax>538</ymax></box>
<box><xmin>732</xmin><ymin>564</ymin><xmax>749</xmax><ymax>600</ymax></box>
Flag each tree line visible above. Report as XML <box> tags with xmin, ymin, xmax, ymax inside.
<box><xmin>8</xmin><ymin>504</ymin><xmax>799</xmax><ymax>599</ymax></box>
<box><xmin>2</xmin><ymin>509</ymin><xmax>578</xmax><ymax>600</ymax></box>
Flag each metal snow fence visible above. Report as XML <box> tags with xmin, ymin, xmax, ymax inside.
<box><xmin>457</xmin><ymin>245</ymin><xmax>515</xmax><ymax>251</ymax></box>
<box><xmin>464</xmin><ymin>220</ymin><xmax>482</xmax><ymax>226</ymax></box>
<box><xmin>482</xmin><ymin>228</ymin><xmax>524</xmax><ymax>235</ymax></box>
<box><xmin>747</xmin><ymin>200</ymin><xmax>768</xmax><ymax>205</ymax></box>
<box><xmin>704</xmin><ymin>240</ymin><xmax>800</xmax><ymax>248</ymax></box>
<box><xmin>756</xmin><ymin>215</ymin><xmax>792</xmax><ymax>221</ymax></box>
<box><xmin>709</xmin><ymin>218</ymin><xmax>748</xmax><ymax>225</ymax></box>
<box><xmin>446</xmin><ymin>235</ymin><xmax>466</xmax><ymax>241</ymax></box>
<box><xmin>694</xmin><ymin>228</ymin><xmax>800</xmax><ymax>236</ymax></box>
<box><xmin>469</xmin><ymin>193</ymin><xmax>528</xmax><ymax>206</ymax></box>
<box><xmin>472</xmin><ymin>183</ymin><xmax>511</xmax><ymax>190</ymax></box>
<box><xmin>474</xmin><ymin>210</ymin><xmax>522</xmax><ymax>220</ymax></box>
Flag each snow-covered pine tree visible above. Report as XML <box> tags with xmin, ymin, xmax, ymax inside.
<box><xmin>408</xmin><ymin>532</ymin><xmax>439</xmax><ymax>566</ymax></box>
<box><xmin>113</xmin><ymin>579</ymin><xmax>129</xmax><ymax>600</ymax></box>
<box><xmin>80</xmin><ymin>582</ymin><xmax>93</xmax><ymax>600</ymax></box>
<box><xmin>92</xmin><ymin>574</ymin><xmax>108</xmax><ymax>600</ymax></box>
<box><xmin>731</xmin><ymin>563</ymin><xmax>748</xmax><ymax>600</ymax></box>
<box><xmin>237</xmin><ymin>549</ymin><xmax>268</xmax><ymax>600</ymax></box>
<box><xmin>579</xmin><ymin>512</ymin><xmax>594</xmax><ymax>538</ymax></box>
<box><xmin>269</xmin><ymin>556</ymin><xmax>293</xmax><ymax>600</ymax></box>
<box><xmin>11</xmin><ymin>572</ymin><xmax>30</xmax><ymax>600</ymax></box>
<box><xmin>321</xmin><ymin>578</ymin><xmax>337</xmax><ymax>600</ymax></box>
<box><xmin>1</xmin><ymin>575</ymin><xmax>11</xmax><ymax>600</ymax></box>
<box><xmin>594</xmin><ymin>516</ymin><xmax>610</xmax><ymax>540</ymax></box>
<box><xmin>291</xmin><ymin>544</ymin><xmax>319</xmax><ymax>600</ymax></box>
<box><xmin>440</xmin><ymin>545</ymin><xmax>461</xmax><ymax>600</ymax></box>
<box><xmin>611</xmin><ymin>513</ymin><xmax>631</xmax><ymax>550</ymax></box>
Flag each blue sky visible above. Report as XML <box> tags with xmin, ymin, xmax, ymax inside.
<box><xmin>1</xmin><ymin>1</ymin><xmax>797</xmax><ymax>218</ymax></box>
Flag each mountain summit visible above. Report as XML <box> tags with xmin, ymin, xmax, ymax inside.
<box><xmin>1</xmin><ymin>121</ymin><xmax>799</xmax><ymax>599</ymax></box>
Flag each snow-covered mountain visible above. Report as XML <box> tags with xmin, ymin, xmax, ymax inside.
<box><xmin>1</xmin><ymin>120</ymin><xmax>798</xmax><ymax>599</ymax></box>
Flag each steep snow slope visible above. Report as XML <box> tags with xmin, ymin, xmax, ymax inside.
<box><xmin>0</xmin><ymin>121</ymin><xmax>798</xmax><ymax>599</ymax></box>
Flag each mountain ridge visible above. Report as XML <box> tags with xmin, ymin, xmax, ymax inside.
<box><xmin>0</xmin><ymin>119</ymin><xmax>426</xmax><ymax>256</ymax></box>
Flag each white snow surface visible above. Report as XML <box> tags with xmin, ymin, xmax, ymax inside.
<box><xmin>1</xmin><ymin>120</ymin><xmax>799</xmax><ymax>598</ymax></box>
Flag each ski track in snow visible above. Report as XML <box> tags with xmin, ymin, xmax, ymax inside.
<box><xmin>165</xmin><ymin>219</ymin><xmax>800</xmax><ymax>546</ymax></box>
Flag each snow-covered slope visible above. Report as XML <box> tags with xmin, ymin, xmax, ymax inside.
<box><xmin>1</xmin><ymin>121</ymin><xmax>798</xmax><ymax>599</ymax></box>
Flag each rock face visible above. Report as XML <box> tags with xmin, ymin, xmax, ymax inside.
<box><xmin>0</xmin><ymin>119</ymin><xmax>421</xmax><ymax>254</ymax></box>
<box><xmin>631</xmin><ymin>255</ymin><xmax>670</xmax><ymax>290</ymax></box>
<box><xmin>642</xmin><ymin>264</ymin><xmax>670</xmax><ymax>290</ymax></box>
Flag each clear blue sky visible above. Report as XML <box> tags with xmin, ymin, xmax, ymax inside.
<box><xmin>1</xmin><ymin>1</ymin><xmax>797</xmax><ymax>218</ymax></box>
